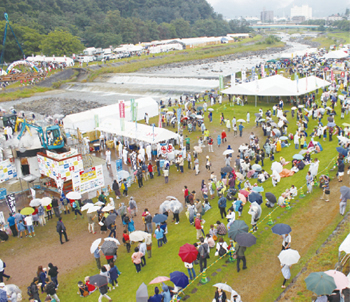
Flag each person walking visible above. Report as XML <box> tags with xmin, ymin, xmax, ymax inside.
<box><xmin>194</xmin><ymin>157</ymin><xmax>200</xmax><ymax>175</ymax></box>
<box><xmin>138</xmin><ymin>241</ymin><xmax>147</xmax><ymax>267</ymax></box>
<box><xmin>246</xmin><ymin>112</ymin><xmax>250</xmax><ymax>124</ymax></box>
<box><xmin>97</xmin><ymin>282</ymin><xmax>112</xmax><ymax>302</ymax></box>
<box><xmin>239</xmin><ymin>123</ymin><xmax>244</xmax><ymax>137</ymax></box>
<box><xmin>94</xmin><ymin>247</ymin><xmax>102</xmax><ymax>270</ymax></box>
<box><xmin>194</xmin><ymin>214</ymin><xmax>202</xmax><ymax>240</ymax></box>
<box><xmin>73</xmin><ymin>200</ymin><xmax>83</xmax><ymax>219</ymax></box>
<box><xmin>155</xmin><ymin>225</ymin><xmax>164</xmax><ymax>248</ymax></box>
<box><xmin>281</xmin><ymin>264</ymin><xmax>291</xmax><ymax>288</ymax></box>
<box><xmin>48</xmin><ymin>263</ymin><xmax>59</xmax><ymax>288</ymax></box>
<box><xmin>38</xmin><ymin>204</ymin><xmax>46</xmax><ymax>226</ymax></box>
<box><xmin>235</xmin><ymin>243</ymin><xmax>247</xmax><ymax>272</ymax></box>
<box><xmin>208</xmin><ymin>136</ymin><xmax>214</xmax><ymax>152</ymax></box>
<box><xmin>156</xmin><ymin>156</ymin><xmax>161</xmax><ymax>176</ymax></box>
<box><xmin>320</xmin><ymin>175</ymin><xmax>330</xmax><ymax>202</ymax></box>
<box><xmin>218</xmin><ymin>194</ymin><xmax>227</xmax><ymax>219</ymax></box>
<box><xmin>112</xmin><ymin>180</ymin><xmax>121</xmax><ymax>200</ymax></box>
<box><xmin>306</xmin><ymin>171</ymin><xmax>313</xmax><ymax>194</ymax></box>
<box><xmin>87</xmin><ymin>212</ymin><xmax>96</xmax><ymax>234</ymax></box>
<box><xmin>129</xmin><ymin>197</ymin><xmax>137</xmax><ymax>217</ymax></box>
<box><xmin>108</xmin><ymin>261</ymin><xmax>119</xmax><ymax>289</ymax></box>
<box><xmin>56</xmin><ymin>217</ymin><xmax>68</xmax><ymax>244</ymax></box>
<box><xmin>131</xmin><ymin>247</ymin><xmax>143</xmax><ymax>273</ymax></box>
<box><xmin>7</xmin><ymin>213</ymin><xmax>17</xmax><ymax>237</ymax></box>
<box><xmin>281</xmin><ymin>233</ymin><xmax>291</xmax><ymax>250</ymax></box>
<box><xmin>0</xmin><ymin>259</ymin><xmax>10</xmax><ymax>282</ymax></box>
<box><xmin>51</xmin><ymin>197</ymin><xmax>60</xmax><ymax>218</ymax></box>
<box><xmin>123</xmin><ymin>230</ymin><xmax>131</xmax><ymax>253</ymax></box>
<box><xmin>44</xmin><ymin>278</ymin><xmax>60</xmax><ymax>301</ymax></box>
<box><xmin>105</xmin><ymin>148</ymin><xmax>111</xmax><ymax>169</ymax></box>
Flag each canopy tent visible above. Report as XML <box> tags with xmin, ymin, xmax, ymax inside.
<box><xmin>222</xmin><ymin>75</ymin><xmax>331</xmax><ymax>97</ymax></box>
<box><xmin>63</xmin><ymin>97</ymin><xmax>158</xmax><ymax>132</ymax></box>
<box><xmin>26</xmin><ymin>55</ymin><xmax>75</xmax><ymax>66</ymax></box>
<box><xmin>97</xmin><ymin>119</ymin><xmax>179</xmax><ymax>144</ymax></box>
<box><xmin>279</xmin><ymin>48</ymin><xmax>318</xmax><ymax>59</ymax></box>
<box><xmin>323</xmin><ymin>50</ymin><xmax>349</xmax><ymax>60</ymax></box>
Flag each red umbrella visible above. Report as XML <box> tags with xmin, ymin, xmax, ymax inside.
<box><xmin>239</xmin><ymin>189</ymin><xmax>249</xmax><ymax>198</ymax></box>
<box><xmin>178</xmin><ymin>243</ymin><xmax>198</xmax><ymax>263</ymax></box>
<box><xmin>181</xmin><ymin>117</ymin><xmax>188</xmax><ymax>122</ymax></box>
<box><xmin>247</xmin><ymin>170</ymin><xmax>256</xmax><ymax>178</ymax></box>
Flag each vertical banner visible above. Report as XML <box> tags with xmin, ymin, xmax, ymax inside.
<box><xmin>6</xmin><ymin>193</ymin><xmax>16</xmax><ymax>214</ymax></box>
<box><xmin>261</xmin><ymin>64</ymin><xmax>265</xmax><ymax>77</ymax></box>
<box><xmin>305</xmin><ymin>75</ymin><xmax>308</xmax><ymax>91</ymax></box>
<box><xmin>231</xmin><ymin>73</ymin><xmax>235</xmax><ymax>87</ymax></box>
<box><xmin>152</xmin><ymin>124</ymin><xmax>155</xmax><ymax>141</ymax></box>
<box><xmin>219</xmin><ymin>75</ymin><xmax>224</xmax><ymax>90</ymax></box>
<box><xmin>177</xmin><ymin>108</ymin><xmax>182</xmax><ymax>131</ymax></box>
<box><xmin>345</xmin><ymin>72</ymin><xmax>348</xmax><ymax>87</ymax></box>
<box><xmin>119</xmin><ymin>101</ymin><xmax>125</xmax><ymax>131</ymax></box>
<box><xmin>134</xmin><ymin>102</ymin><xmax>138</xmax><ymax>132</ymax></box>
<box><xmin>242</xmin><ymin>70</ymin><xmax>246</xmax><ymax>82</ymax></box>
<box><xmin>94</xmin><ymin>114</ymin><xmax>99</xmax><ymax>128</ymax></box>
<box><xmin>158</xmin><ymin>107</ymin><xmax>162</xmax><ymax>128</ymax></box>
<box><xmin>331</xmin><ymin>70</ymin><xmax>334</xmax><ymax>82</ymax></box>
<box><xmin>130</xmin><ymin>99</ymin><xmax>135</xmax><ymax>121</ymax></box>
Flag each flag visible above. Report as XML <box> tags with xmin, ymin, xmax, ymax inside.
<box><xmin>158</xmin><ymin>107</ymin><xmax>162</xmax><ymax>128</ymax></box>
<box><xmin>242</xmin><ymin>70</ymin><xmax>246</xmax><ymax>82</ymax></box>
<box><xmin>219</xmin><ymin>75</ymin><xmax>224</xmax><ymax>90</ymax></box>
<box><xmin>152</xmin><ymin>124</ymin><xmax>155</xmax><ymax>141</ymax></box>
<box><xmin>231</xmin><ymin>73</ymin><xmax>235</xmax><ymax>87</ymax></box>
<box><xmin>295</xmin><ymin>74</ymin><xmax>299</xmax><ymax>92</ymax></box>
<box><xmin>305</xmin><ymin>74</ymin><xmax>308</xmax><ymax>91</ymax></box>
<box><xmin>261</xmin><ymin>64</ymin><xmax>264</xmax><ymax>78</ymax></box>
<box><xmin>345</xmin><ymin>72</ymin><xmax>348</xmax><ymax>87</ymax></box>
<box><xmin>177</xmin><ymin>108</ymin><xmax>181</xmax><ymax>131</ymax></box>
<box><xmin>331</xmin><ymin>70</ymin><xmax>334</xmax><ymax>82</ymax></box>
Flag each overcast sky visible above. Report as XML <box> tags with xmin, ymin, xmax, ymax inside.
<box><xmin>207</xmin><ymin>0</ymin><xmax>350</xmax><ymax>18</ymax></box>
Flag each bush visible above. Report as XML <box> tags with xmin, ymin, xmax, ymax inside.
<box><xmin>265</xmin><ymin>35</ymin><xmax>281</xmax><ymax>45</ymax></box>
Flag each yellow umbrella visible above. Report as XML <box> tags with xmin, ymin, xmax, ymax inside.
<box><xmin>20</xmin><ymin>207</ymin><xmax>35</xmax><ymax>215</ymax></box>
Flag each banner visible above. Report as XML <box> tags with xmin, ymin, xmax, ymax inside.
<box><xmin>261</xmin><ymin>64</ymin><xmax>265</xmax><ymax>78</ymax></box>
<box><xmin>158</xmin><ymin>107</ymin><xmax>162</xmax><ymax>128</ymax></box>
<box><xmin>345</xmin><ymin>72</ymin><xmax>348</xmax><ymax>87</ymax></box>
<box><xmin>331</xmin><ymin>70</ymin><xmax>334</xmax><ymax>82</ymax></box>
<box><xmin>219</xmin><ymin>75</ymin><xmax>224</xmax><ymax>90</ymax></box>
<box><xmin>0</xmin><ymin>158</ymin><xmax>17</xmax><ymax>183</ymax></box>
<box><xmin>242</xmin><ymin>70</ymin><xmax>246</xmax><ymax>82</ymax></box>
<box><xmin>6</xmin><ymin>193</ymin><xmax>16</xmax><ymax>214</ymax></box>
<box><xmin>231</xmin><ymin>73</ymin><xmax>235</xmax><ymax>87</ymax></box>
<box><xmin>72</xmin><ymin>165</ymin><xmax>104</xmax><ymax>194</ymax></box>
<box><xmin>130</xmin><ymin>99</ymin><xmax>135</xmax><ymax>121</ymax></box>
<box><xmin>94</xmin><ymin>114</ymin><xmax>99</xmax><ymax>128</ymax></box>
<box><xmin>177</xmin><ymin>108</ymin><xmax>181</xmax><ymax>131</ymax></box>
<box><xmin>295</xmin><ymin>74</ymin><xmax>299</xmax><ymax>92</ymax></box>
<box><xmin>119</xmin><ymin>101</ymin><xmax>125</xmax><ymax>118</ymax></box>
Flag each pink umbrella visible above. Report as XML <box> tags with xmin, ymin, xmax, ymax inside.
<box><xmin>239</xmin><ymin>190</ymin><xmax>249</xmax><ymax>198</ymax></box>
<box><xmin>324</xmin><ymin>270</ymin><xmax>349</xmax><ymax>290</ymax></box>
<box><xmin>149</xmin><ymin>276</ymin><xmax>171</xmax><ymax>284</ymax></box>
<box><xmin>238</xmin><ymin>193</ymin><xmax>246</xmax><ymax>204</ymax></box>
<box><xmin>247</xmin><ymin>170</ymin><xmax>256</xmax><ymax>178</ymax></box>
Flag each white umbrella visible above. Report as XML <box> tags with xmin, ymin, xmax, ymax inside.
<box><xmin>208</xmin><ymin>108</ymin><xmax>214</xmax><ymax>111</ymax></box>
<box><xmin>66</xmin><ymin>191</ymin><xmax>82</xmax><ymax>200</ymax></box>
<box><xmin>104</xmin><ymin>237</ymin><xmax>120</xmax><ymax>245</ymax></box>
<box><xmin>237</xmin><ymin>119</ymin><xmax>246</xmax><ymax>123</ymax></box>
<box><xmin>29</xmin><ymin>199</ymin><xmax>42</xmax><ymax>207</ymax></box>
<box><xmin>238</xmin><ymin>145</ymin><xmax>248</xmax><ymax>151</ymax></box>
<box><xmin>278</xmin><ymin>249</ymin><xmax>300</xmax><ymax>265</ymax></box>
<box><xmin>117</xmin><ymin>170</ymin><xmax>130</xmax><ymax>180</ymax></box>
<box><xmin>40</xmin><ymin>197</ymin><xmax>52</xmax><ymax>207</ymax></box>
<box><xmin>95</xmin><ymin>201</ymin><xmax>105</xmax><ymax>206</ymax></box>
<box><xmin>166</xmin><ymin>111</ymin><xmax>174</xmax><ymax>115</ymax></box>
<box><xmin>87</xmin><ymin>206</ymin><xmax>101</xmax><ymax>214</ymax></box>
<box><xmin>291</xmin><ymin>106</ymin><xmax>297</xmax><ymax>110</ymax></box>
<box><xmin>213</xmin><ymin>283</ymin><xmax>237</xmax><ymax>295</ymax></box>
<box><xmin>195</xmin><ymin>115</ymin><xmax>203</xmax><ymax>119</ymax></box>
<box><xmin>90</xmin><ymin>238</ymin><xmax>102</xmax><ymax>254</ymax></box>
<box><xmin>81</xmin><ymin>203</ymin><xmax>94</xmax><ymax>211</ymax></box>
<box><xmin>102</xmin><ymin>205</ymin><xmax>115</xmax><ymax>212</ymax></box>
<box><xmin>325</xmin><ymin>106</ymin><xmax>332</xmax><ymax>110</ymax></box>
<box><xmin>271</xmin><ymin>162</ymin><xmax>283</xmax><ymax>173</ymax></box>
<box><xmin>298</xmin><ymin>105</ymin><xmax>304</xmax><ymax>108</ymax></box>
<box><xmin>129</xmin><ymin>231</ymin><xmax>149</xmax><ymax>242</ymax></box>
<box><xmin>223</xmin><ymin>150</ymin><xmax>234</xmax><ymax>155</ymax></box>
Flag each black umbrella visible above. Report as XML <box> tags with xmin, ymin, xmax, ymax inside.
<box><xmin>265</xmin><ymin>192</ymin><xmax>276</xmax><ymax>204</ymax></box>
<box><xmin>83</xmin><ymin>199</ymin><xmax>93</xmax><ymax>204</ymax></box>
<box><xmin>235</xmin><ymin>233</ymin><xmax>257</xmax><ymax>247</ymax></box>
<box><xmin>248</xmin><ymin>192</ymin><xmax>263</xmax><ymax>205</ymax></box>
<box><xmin>271</xmin><ymin>223</ymin><xmax>292</xmax><ymax>235</ymax></box>
<box><xmin>89</xmin><ymin>274</ymin><xmax>108</xmax><ymax>287</ymax></box>
<box><xmin>327</xmin><ymin>117</ymin><xmax>333</xmax><ymax>122</ymax></box>
<box><xmin>105</xmin><ymin>213</ymin><xmax>117</xmax><ymax>226</ymax></box>
<box><xmin>101</xmin><ymin>240</ymin><xmax>118</xmax><ymax>256</ymax></box>
<box><xmin>221</xmin><ymin>166</ymin><xmax>233</xmax><ymax>173</ymax></box>
<box><xmin>283</xmin><ymin>110</ymin><xmax>289</xmax><ymax>113</ymax></box>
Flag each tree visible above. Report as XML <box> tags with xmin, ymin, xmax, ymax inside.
<box><xmin>40</xmin><ymin>30</ymin><xmax>84</xmax><ymax>56</ymax></box>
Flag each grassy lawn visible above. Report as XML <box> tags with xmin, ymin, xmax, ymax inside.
<box><xmin>32</xmin><ymin>82</ymin><xmax>349</xmax><ymax>302</ymax></box>
<box><xmin>312</xmin><ymin>31</ymin><xmax>350</xmax><ymax>48</ymax></box>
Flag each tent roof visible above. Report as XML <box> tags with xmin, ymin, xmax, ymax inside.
<box><xmin>97</xmin><ymin>119</ymin><xmax>179</xmax><ymax>144</ymax></box>
<box><xmin>323</xmin><ymin>50</ymin><xmax>349</xmax><ymax>60</ymax></box>
<box><xmin>222</xmin><ymin>75</ymin><xmax>331</xmax><ymax>97</ymax></box>
<box><xmin>339</xmin><ymin>233</ymin><xmax>350</xmax><ymax>254</ymax></box>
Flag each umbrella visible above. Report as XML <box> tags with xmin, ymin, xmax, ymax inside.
<box><xmin>129</xmin><ymin>231</ymin><xmax>149</xmax><ymax>242</ymax></box>
<box><xmin>195</xmin><ymin>115</ymin><xmax>203</xmax><ymax>119</ymax></box>
<box><xmin>190</xmin><ymin>114</ymin><xmax>196</xmax><ymax>118</ymax></box>
<box><xmin>247</xmin><ymin>170</ymin><xmax>256</xmax><ymax>178</ymax></box>
<box><xmin>221</xmin><ymin>166</ymin><xmax>233</xmax><ymax>173</ymax></box>
<box><xmin>265</xmin><ymin>192</ymin><xmax>277</xmax><ymax>204</ymax></box>
<box><xmin>149</xmin><ymin>276</ymin><xmax>170</xmax><ymax>284</ymax></box>
<box><xmin>163</xmin><ymin>108</ymin><xmax>169</xmax><ymax>111</ymax></box>
<box><xmin>81</xmin><ymin>203</ymin><xmax>94</xmax><ymax>211</ymax></box>
<box><xmin>117</xmin><ymin>170</ymin><xmax>130</xmax><ymax>180</ymax></box>
<box><xmin>66</xmin><ymin>191</ymin><xmax>82</xmax><ymax>200</ymax></box>
<box><xmin>258</xmin><ymin>118</ymin><xmax>265</xmax><ymax>122</ymax></box>
<box><xmin>235</xmin><ymin>232</ymin><xmax>257</xmax><ymax>247</ymax></box>
<box><xmin>293</xmin><ymin>154</ymin><xmax>304</xmax><ymax>160</ymax></box>
<box><xmin>340</xmin><ymin>186</ymin><xmax>350</xmax><ymax>200</ymax></box>
<box><xmin>87</xmin><ymin>206</ymin><xmax>100</xmax><ymax>214</ymax></box>
<box><xmin>105</xmin><ymin>213</ymin><xmax>117</xmax><ymax>226</ymax></box>
<box><xmin>327</xmin><ymin>117</ymin><xmax>334</xmax><ymax>122</ymax></box>
<box><xmin>170</xmin><ymin>271</ymin><xmax>189</xmax><ymax>288</ymax></box>
<box><xmin>29</xmin><ymin>199</ymin><xmax>42</xmax><ymax>207</ymax></box>
<box><xmin>298</xmin><ymin>105</ymin><xmax>304</xmax><ymax>108</ymax></box>
<box><xmin>305</xmin><ymin>272</ymin><xmax>337</xmax><ymax>295</ymax></box>
<box><xmin>272</xmin><ymin>223</ymin><xmax>292</xmax><ymax>235</ymax></box>
<box><xmin>166</xmin><ymin>111</ymin><xmax>174</xmax><ymax>115</ymax></box>
<box><xmin>100</xmin><ymin>240</ymin><xmax>118</xmax><ymax>256</ymax></box>
<box><xmin>272</xmin><ymin>129</ymin><xmax>281</xmax><ymax>137</ymax></box>
<box><xmin>324</xmin><ymin>270</ymin><xmax>350</xmax><ymax>290</ymax></box>
<box><xmin>238</xmin><ymin>193</ymin><xmax>246</xmax><ymax>204</ymax></box>
<box><xmin>270</xmin><ymin>122</ymin><xmax>277</xmax><ymax>127</ymax></box>
<box><xmin>279</xmin><ymin>136</ymin><xmax>288</xmax><ymax>140</ymax></box>
<box><xmin>327</xmin><ymin>122</ymin><xmax>336</xmax><ymax>127</ymax></box>
<box><xmin>153</xmin><ymin>214</ymin><xmax>168</xmax><ymax>223</ymax></box>
<box><xmin>223</xmin><ymin>150</ymin><xmax>234</xmax><ymax>155</ymax></box>
<box><xmin>254</xmin><ymin>113</ymin><xmax>261</xmax><ymax>117</ymax></box>
<box><xmin>20</xmin><ymin>207</ymin><xmax>34</xmax><ymax>215</ymax></box>
<box><xmin>89</xmin><ymin>274</ymin><xmax>108</xmax><ymax>287</ymax></box>
<box><xmin>95</xmin><ymin>201</ymin><xmax>105</xmax><ymax>206</ymax></box>
<box><xmin>278</xmin><ymin>249</ymin><xmax>300</xmax><ymax>265</ymax></box>
<box><xmin>90</xmin><ymin>238</ymin><xmax>102</xmax><ymax>254</ymax></box>
<box><xmin>235</xmin><ymin>172</ymin><xmax>244</xmax><ymax>180</ymax></box>
<box><xmin>136</xmin><ymin>283</ymin><xmax>148</xmax><ymax>302</ymax></box>
<box><xmin>238</xmin><ymin>145</ymin><xmax>248</xmax><ymax>151</ymax></box>
<box><xmin>325</xmin><ymin>106</ymin><xmax>332</xmax><ymax>110</ymax></box>
<box><xmin>291</xmin><ymin>106</ymin><xmax>297</xmax><ymax>110</ymax></box>
<box><xmin>197</xmin><ymin>106</ymin><xmax>203</xmax><ymax>110</ymax></box>
<box><xmin>271</xmin><ymin>162</ymin><xmax>283</xmax><ymax>173</ymax></box>
<box><xmin>213</xmin><ymin>283</ymin><xmax>237</xmax><ymax>296</ymax></box>
<box><xmin>104</xmin><ymin>237</ymin><xmax>120</xmax><ymax>245</ymax></box>
<box><xmin>299</xmin><ymin>149</ymin><xmax>309</xmax><ymax>155</ymax></box>
<box><xmin>160</xmin><ymin>197</ymin><xmax>184</xmax><ymax>214</ymax></box>
<box><xmin>252</xmin><ymin>186</ymin><xmax>264</xmax><ymax>192</ymax></box>
<box><xmin>208</xmin><ymin>108</ymin><xmax>214</xmax><ymax>111</ymax></box>
<box><xmin>178</xmin><ymin>243</ymin><xmax>198</xmax><ymax>263</ymax></box>
<box><xmin>239</xmin><ymin>190</ymin><xmax>249</xmax><ymax>198</ymax></box>
<box><xmin>228</xmin><ymin>220</ymin><xmax>249</xmax><ymax>241</ymax></box>
<box><xmin>284</xmin><ymin>110</ymin><xmax>289</xmax><ymax>113</ymax></box>
<box><xmin>252</xmin><ymin>164</ymin><xmax>262</xmax><ymax>171</ymax></box>
<box><xmin>180</xmin><ymin>117</ymin><xmax>188</xmax><ymax>122</ymax></box>
<box><xmin>40</xmin><ymin>197</ymin><xmax>52</xmax><ymax>206</ymax></box>
<box><xmin>342</xmin><ymin>123</ymin><xmax>350</xmax><ymax>127</ymax></box>
<box><xmin>102</xmin><ymin>205</ymin><xmax>115</xmax><ymax>212</ymax></box>
<box><xmin>237</xmin><ymin>119</ymin><xmax>246</xmax><ymax>123</ymax></box>
<box><xmin>336</xmin><ymin>147</ymin><xmax>348</xmax><ymax>157</ymax></box>
<box><xmin>248</xmin><ymin>192</ymin><xmax>263</xmax><ymax>205</ymax></box>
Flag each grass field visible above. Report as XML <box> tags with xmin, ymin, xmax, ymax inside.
<box><xmin>312</xmin><ymin>31</ymin><xmax>350</xmax><ymax>48</ymax></box>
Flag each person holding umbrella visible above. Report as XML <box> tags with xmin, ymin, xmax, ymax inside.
<box><xmin>339</xmin><ymin>186</ymin><xmax>350</xmax><ymax>216</ymax></box>
<box><xmin>213</xmin><ymin>287</ymin><xmax>227</xmax><ymax>302</ymax></box>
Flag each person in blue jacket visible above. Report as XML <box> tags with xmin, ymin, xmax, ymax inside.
<box><xmin>108</xmin><ymin>261</ymin><xmax>119</xmax><ymax>290</ymax></box>
<box><xmin>239</xmin><ymin>123</ymin><xmax>244</xmax><ymax>137</ymax></box>
<box><xmin>161</xmin><ymin>284</ymin><xmax>171</xmax><ymax>302</ymax></box>
<box><xmin>155</xmin><ymin>225</ymin><xmax>164</xmax><ymax>247</ymax></box>
<box><xmin>148</xmin><ymin>287</ymin><xmax>162</xmax><ymax>302</ymax></box>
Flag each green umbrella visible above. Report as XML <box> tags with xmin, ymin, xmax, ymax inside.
<box><xmin>197</xmin><ymin>106</ymin><xmax>203</xmax><ymax>110</ymax></box>
<box><xmin>20</xmin><ymin>207</ymin><xmax>35</xmax><ymax>215</ymax></box>
<box><xmin>228</xmin><ymin>220</ymin><xmax>249</xmax><ymax>241</ymax></box>
<box><xmin>305</xmin><ymin>272</ymin><xmax>336</xmax><ymax>295</ymax></box>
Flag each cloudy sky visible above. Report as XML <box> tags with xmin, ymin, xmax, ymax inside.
<box><xmin>207</xmin><ymin>0</ymin><xmax>350</xmax><ymax>18</ymax></box>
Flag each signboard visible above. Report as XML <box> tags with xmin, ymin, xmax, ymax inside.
<box><xmin>37</xmin><ymin>154</ymin><xmax>84</xmax><ymax>183</ymax></box>
<box><xmin>46</xmin><ymin>149</ymin><xmax>78</xmax><ymax>160</ymax></box>
<box><xmin>219</xmin><ymin>75</ymin><xmax>224</xmax><ymax>90</ymax></box>
<box><xmin>0</xmin><ymin>158</ymin><xmax>17</xmax><ymax>183</ymax></box>
<box><xmin>6</xmin><ymin>193</ymin><xmax>16</xmax><ymax>214</ymax></box>
<box><xmin>72</xmin><ymin>165</ymin><xmax>104</xmax><ymax>194</ymax></box>
<box><xmin>94</xmin><ymin>114</ymin><xmax>99</xmax><ymax>128</ymax></box>
<box><xmin>242</xmin><ymin>70</ymin><xmax>246</xmax><ymax>82</ymax></box>
<box><xmin>231</xmin><ymin>73</ymin><xmax>235</xmax><ymax>87</ymax></box>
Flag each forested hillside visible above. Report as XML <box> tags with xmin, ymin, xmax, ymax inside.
<box><xmin>0</xmin><ymin>0</ymin><xmax>251</xmax><ymax>61</ymax></box>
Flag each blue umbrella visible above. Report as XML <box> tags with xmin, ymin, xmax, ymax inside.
<box><xmin>293</xmin><ymin>154</ymin><xmax>304</xmax><ymax>160</ymax></box>
<box><xmin>327</xmin><ymin>122</ymin><xmax>336</xmax><ymax>127</ymax></box>
<box><xmin>152</xmin><ymin>214</ymin><xmax>168</xmax><ymax>223</ymax></box>
<box><xmin>271</xmin><ymin>223</ymin><xmax>292</xmax><ymax>235</ymax></box>
<box><xmin>170</xmin><ymin>271</ymin><xmax>189</xmax><ymax>288</ymax></box>
<box><xmin>341</xmin><ymin>91</ymin><xmax>348</xmax><ymax>95</ymax></box>
<box><xmin>248</xmin><ymin>192</ymin><xmax>263</xmax><ymax>205</ymax></box>
<box><xmin>252</xmin><ymin>186</ymin><xmax>264</xmax><ymax>193</ymax></box>
<box><xmin>336</xmin><ymin>147</ymin><xmax>348</xmax><ymax>157</ymax></box>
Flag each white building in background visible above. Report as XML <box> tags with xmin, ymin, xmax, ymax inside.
<box><xmin>291</xmin><ymin>5</ymin><xmax>312</xmax><ymax>20</ymax></box>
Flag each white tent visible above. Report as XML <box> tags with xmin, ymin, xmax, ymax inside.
<box><xmin>26</xmin><ymin>55</ymin><xmax>74</xmax><ymax>66</ymax></box>
<box><xmin>323</xmin><ymin>50</ymin><xmax>349</xmax><ymax>60</ymax></box>
<box><xmin>97</xmin><ymin>119</ymin><xmax>179</xmax><ymax>144</ymax></box>
<box><xmin>339</xmin><ymin>233</ymin><xmax>350</xmax><ymax>254</ymax></box>
<box><xmin>63</xmin><ymin>97</ymin><xmax>158</xmax><ymax>132</ymax></box>
<box><xmin>222</xmin><ymin>75</ymin><xmax>331</xmax><ymax>97</ymax></box>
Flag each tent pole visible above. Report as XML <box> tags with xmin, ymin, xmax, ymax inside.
<box><xmin>255</xmin><ymin>95</ymin><xmax>257</xmax><ymax>107</ymax></box>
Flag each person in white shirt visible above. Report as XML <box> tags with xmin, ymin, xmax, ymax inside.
<box><xmin>215</xmin><ymin>237</ymin><xmax>228</xmax><ymax>256</ymax></box>
<box><xmin>246</xmin><ymin>112</ymin><xmax>250</xmax><ymax>123</ymax></box>
<box><xmin>105</xmin><ymin>149</ymin><xmax>111</xmax><ymax>168</ymax></box>
<box><xmin>24</xmin><ymin>215</ymin><xmax>35</xmax><ymax>237</ymax></box>
<box><xmin>290</xmin><ymin>185</ymin><xmax>297</xmax><ymax>199</ymax></box>
<box><xmin>281</xmin><ymin>234</ymin><xmax>291</xmax><ymax>250</ymax></box>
